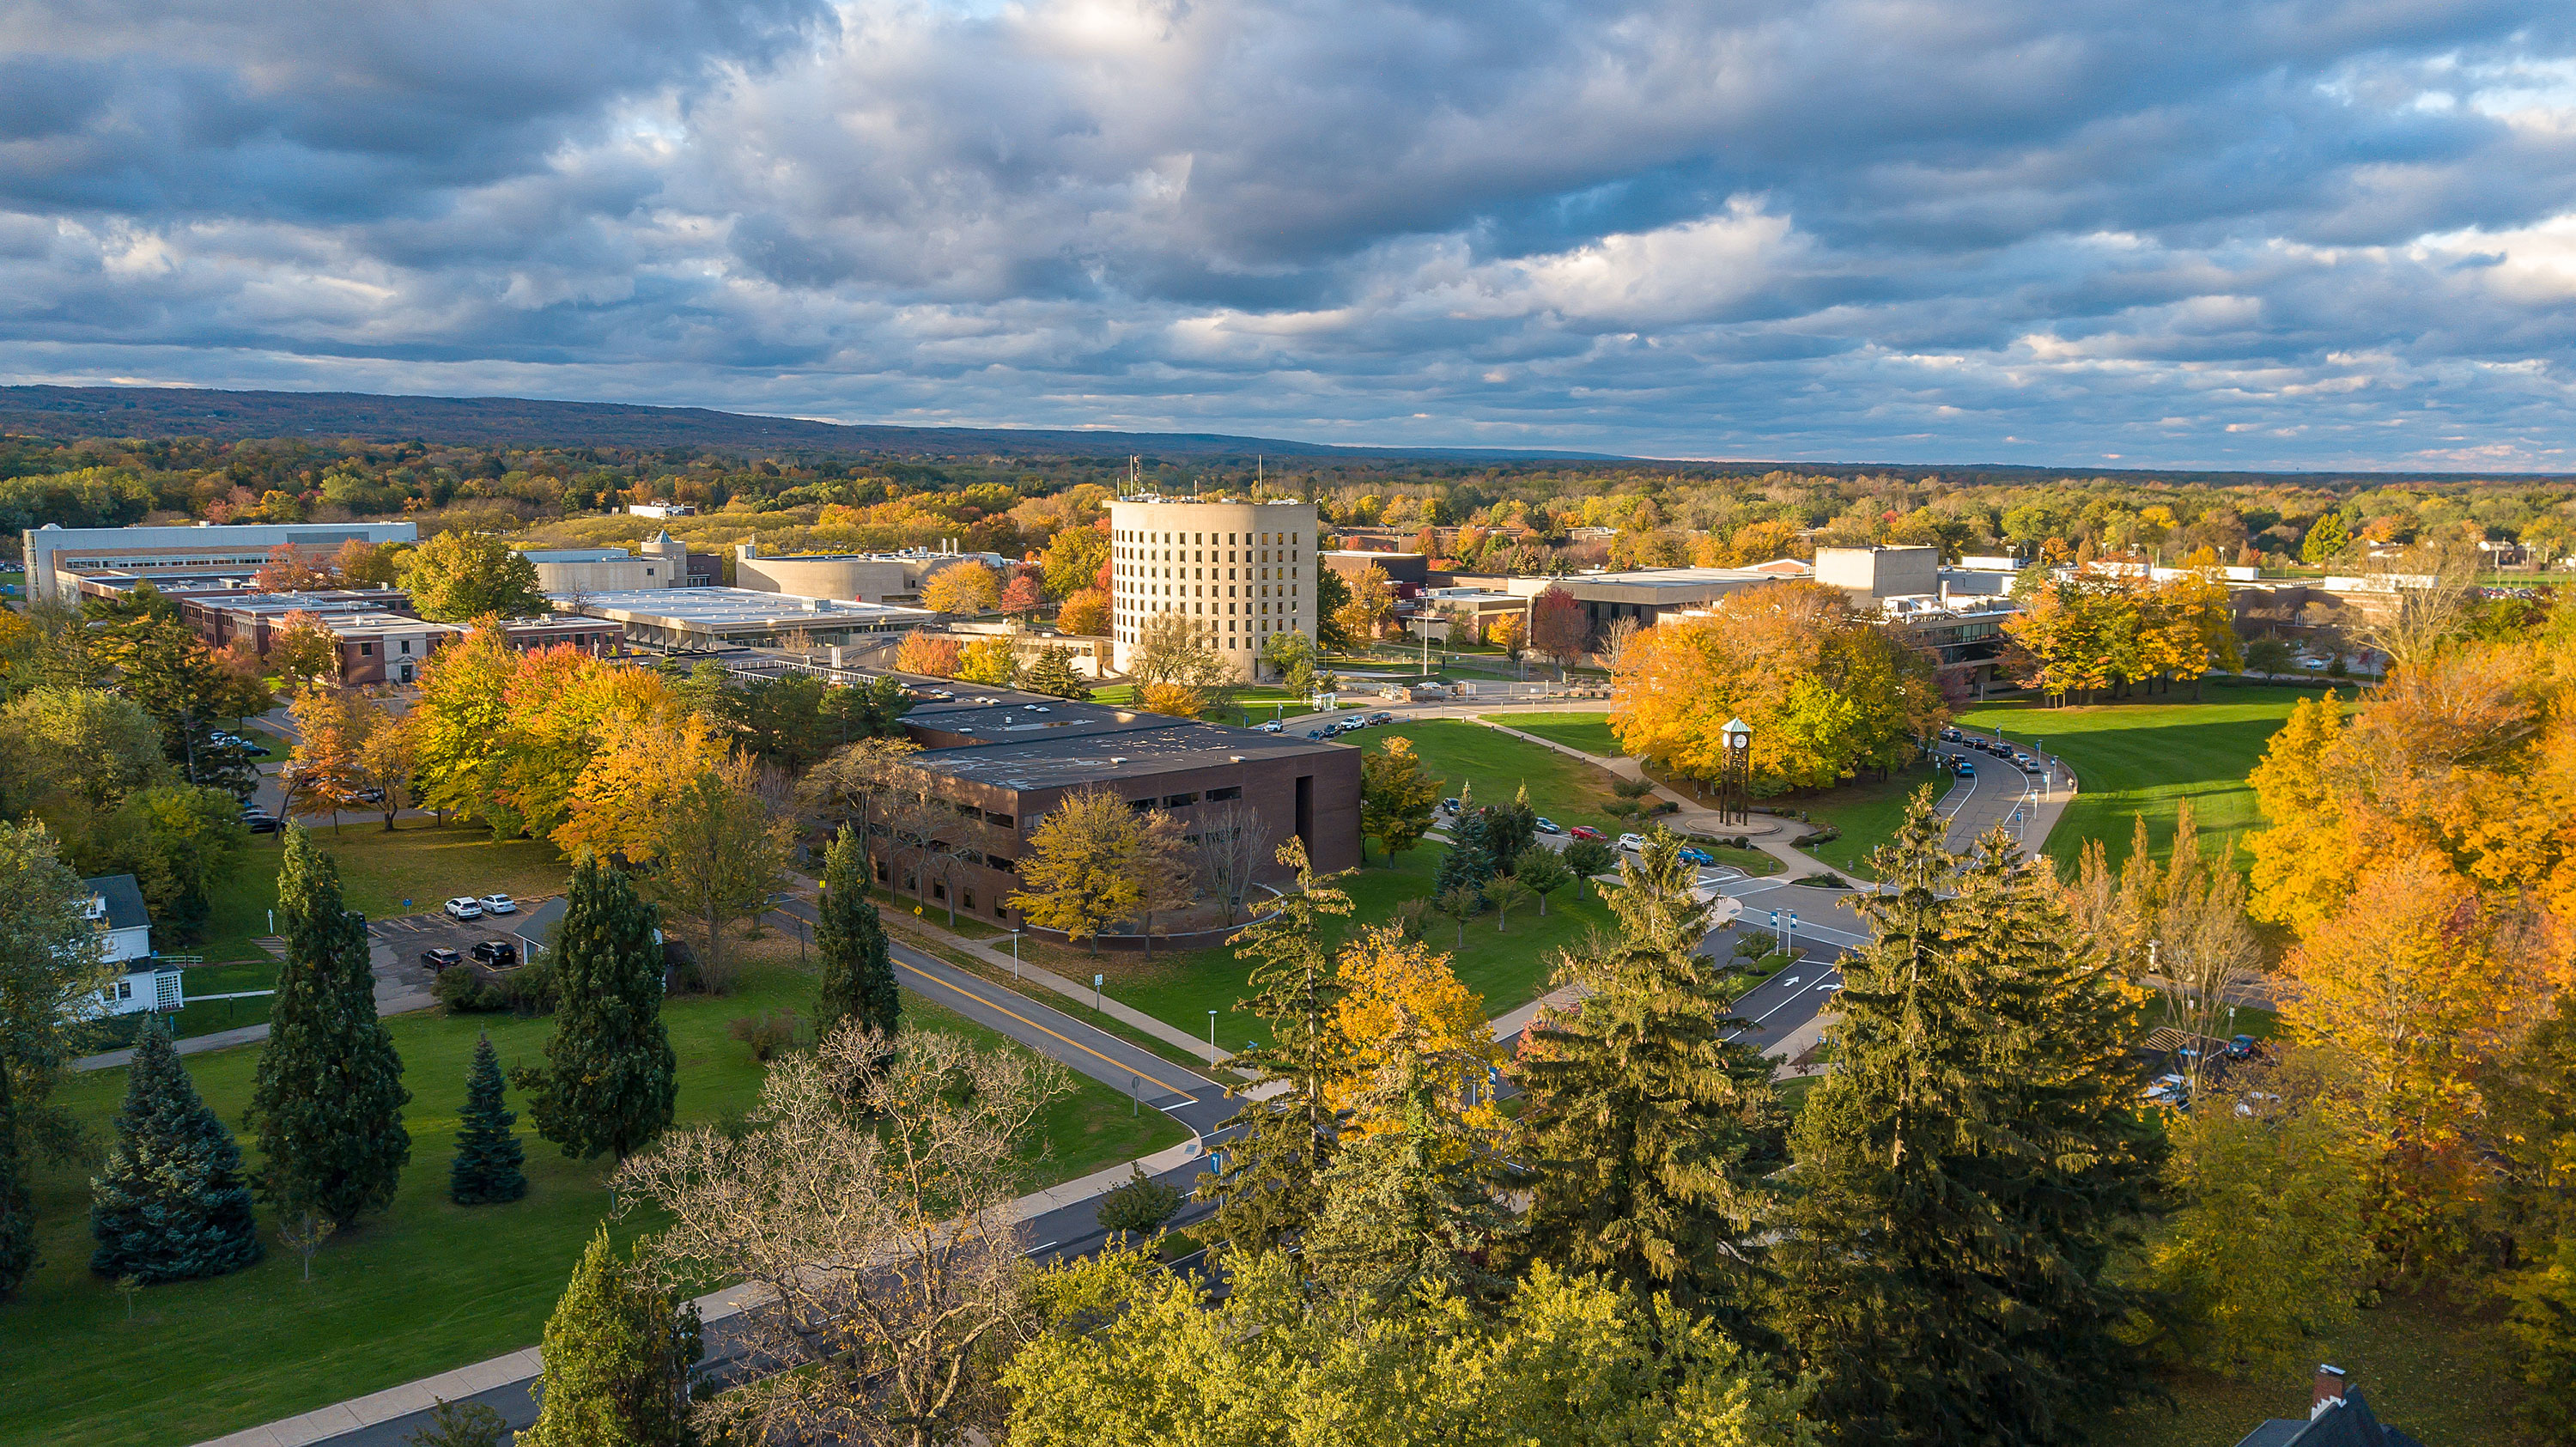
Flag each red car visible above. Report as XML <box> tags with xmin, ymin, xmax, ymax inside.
<box><xmin>1567</xmin><ymin>824</ymin><xmax>1607</xmax><ymax>842</ymax></box>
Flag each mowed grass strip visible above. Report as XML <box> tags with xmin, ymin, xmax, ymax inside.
<box><xmin>1482</xmin><ymin>710</ymin><xmax>1626</xmax><ymax>759</ymax></box>
<box><xmin>12</xmin><ymin>938</ymin><xmax>1182</xmax><ymax>1447</ymax></box>
<box><xmin>1958</xmin><ymin>684</ymin><xmax>2343</xmax><ymax>873</ymax></box>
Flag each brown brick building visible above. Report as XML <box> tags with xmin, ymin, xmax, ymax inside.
<box><xmin>870</xmin><ymin>690</ymin><xmax>1362</xmax><ymax>934</ymax></box>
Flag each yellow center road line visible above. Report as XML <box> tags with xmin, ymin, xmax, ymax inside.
<box><xmin>890</xmin><ymin>954</ymin><xmax>1206</xmax><ymax>1099</ymax></box>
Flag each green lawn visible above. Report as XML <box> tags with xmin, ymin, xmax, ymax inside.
<box><xmin>1958</xmin><ymin>684</ymin><xmax>2342</xmax><ymax>874</ymax></box>
<box><xmin>196</xmin><ymin>821</ymin><xmax>574</xmax><ymax>965</ymax></box>
<box><xmin>1483</xmin><ymin>710</ymin><xmax>1625</xmax><ymax>758</ymax></box>
<box><xmin>1792</xmin><ymin>762</ymin><xmax>1955</xmax><ymax>879</ymax></box>
<box><xmin>14</xmin><ymin>946</ymin><xmax>1182</xmax><ymax>1447</ymax></box>
<box><xmin>1023</xmin><ymin>840</ymin><xmax>1616</xmax><ymax>1048</ymax></box>
<box><xmin>2092</xmin><ymin>1289</ymin><xmax>2525</xmax><ymax>1447</ymax></box>
<box><xmin>1368</xmin><ymin>719</ymin><xmax>1629</xmax><ymax>836</ymax></box>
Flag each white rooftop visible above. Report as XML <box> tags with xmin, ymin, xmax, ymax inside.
<box><xmin>552</xmin><ymin>587</ymin><xmax>936</xmax><ymax>631</ymax></box>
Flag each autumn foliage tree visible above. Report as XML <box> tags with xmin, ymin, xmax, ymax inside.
<box><xmin>921</xmin><ymin>560</ymin><xmax>1000</xmax><ymax>615</ymax></box>
<box><xmin>2002</xmin><ymin>567</ymin><xmax>2242</xmax><ymax>702</ymax></box>
<box><xmin>1609</xmin><ymin>581</ymin><xmax>1944</xmax><ymax>794</ymax></box>
<box><xmin>895</xmin><ymin>633</ymin><xmax>963</xmax><ymax>678</ymax></box>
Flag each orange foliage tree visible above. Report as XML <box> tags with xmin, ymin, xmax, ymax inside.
<box><xmin>896</xmin><ymin>633</ymin><xmax>962</xmax><ymax>678</ymax></box>
<box><xmin>1328</xmin><ymin>923</ymin><xmax>1500</xmax><ymax>1135</ymax></box>
<box><xmin>1054</xmin><ymin>588</ymin><xmax>1110</xmax><ymax>637</ymax></box>
<box><xmin>1608</xmin><ymin>580</ymin><xmax>1944</xmax><ymax>793</ymax></box>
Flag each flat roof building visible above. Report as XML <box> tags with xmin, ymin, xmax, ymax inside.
<box><xmin>1109</xmin><ymin>497</ymin><xmax>1316</xmax><ymax>681</ymax></box>
<box><xmin>867</xmin><ymin>687</ymin><xmax>1361</xmax><ymax>938</ymax></box>
<box><xmin>550</xmin><ymin>587</ymin><xmax>934</xmax><ymax>651</ymax></box>
<box><xmin>26</xmin><ymin>520</ymin><xmax>418</xmax><ymax>605</ymax></box>
<box><xmin>1506</xmin><ymin>566</ymin><xmax>1778</xmax><ymax>634</ymax></box>
<box><xmin>732</xmin><ymin>543</ymin><xmax>1013</xmax><ymax>607</ymax></box>
<box><xmin>1814</xmin><ymin>545</ymin><xmax>1941</xmax><ymax>601</ymax></box>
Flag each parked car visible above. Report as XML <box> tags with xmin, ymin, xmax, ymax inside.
<box><xmin>1677</xmin><ymin>846</ymin><xmax>1714</xmax><ymax>866</ymax></box>
<box><xmin>470</xmin><ymin>939</ymin><xmax>520</xmax><ymax>968</ymax></box>
<box><xmin>480</xmin><ymin>893</ymin><xmax>519</xmax><ymax>915</ymax></box>
<box><xmin>350</xmin><ymin>786</ymin><xmax>386</xmax><ymax>804</ymax></box>
<box><xmin>443</xmin><ymin>897</ymin><xmax>485</xmax><ymax>921</ymax></box>
<box><xmin>1567</xmin><ymin>824</ymin><xmax>1606</xmax><ymax>842</ymax></box>
<box><xmin>1441</xmin><ymin>798</ymin><xmax>1461</xmax><ymax>814</ymax></box>
<box><xmin>1941</xmin><ymin>727</ymin><xmax>1962</xmax><ymax>742</ymax></box>
<box><xmin>1534</xmin><ymin>817</ymin><xmax>1564</xmax><ymax>835</ymax></box>
<box><xmin>2227</xmin><ymin>1034</ymin><xmax>2258</xmax><ymax>1059</ymax></box>
<box><xmin>240</xmin><ymin>809</ymin><xmax>281</xmax><ymax>833</ymax></box>
<box><xmin>1306</xmin><ymin>728</ymin><xmax>1327</xmax><ymax>739</ymax></box>
<box><xmin>2142</xmin><ymin>1073</ymin><xmax>2190</xmax><ymax>1109</ymax></box>
<box><xmin>422</xmin><ymin>947</ymin><xmax>463</xmax><ymax>969</ymax></box>
<box><xmin>1259</xmin><ymin>720</ymin><xmax>1285</xmax><ymax>733</ymax></box>
<box><xmin>1368</xmin><ymin>711</ymin><xmax>1395</xmax><ymax>725</ymax></box>
<box><xmin>1616</xmin><ymin>832</ymin><xmax>1647</xmax><ymax>852</ymax></box>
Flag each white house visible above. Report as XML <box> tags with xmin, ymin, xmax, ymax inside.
<box><xmin>82</xmin><ymin>874</ymin><xmax>183</xmax><ymax>1018</ymax></box>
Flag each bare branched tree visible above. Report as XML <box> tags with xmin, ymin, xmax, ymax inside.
<box><xmin>617</xmin><ymin>1024</ymin><xmax>1071</xmax><ymax>1447</ymax></box>
<box><xmin>1191</xmin><ymin>802</ymin><xmax>1276</xmax><ymax>926</ymax></box>
<box><xmin>2358</xmin><ymin>540</ymin><xmax>2480</xmax><ymax>676</ymax></box>
<box><xmin>798</xmin><ymin>738</ymin><xmax>924</xmax><ymax>879</ymax></box>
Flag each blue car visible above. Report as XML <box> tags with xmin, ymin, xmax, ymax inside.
<box><xmin>1955</xmin><ymin>761</ymin><xmax>1977</xmax><ymax>777</ymax></box>
<box><xmin>1677</xmin><ymin>847</ymin><xmax>1714</xmax><ymax>866</ymax></box>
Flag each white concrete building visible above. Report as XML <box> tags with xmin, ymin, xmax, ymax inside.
<box><xmin>1108</xmin><ymin>497</ymin><xmax>1316</xmax><ymax>681</ymax></box>
<box><xmin>25</xmin><ymin>520</ymin><xmax>418</xmax><ymax>605</ymax></box>
<box><xmin>519</xmin><ymin>531</ymin><xmax>696</xmax><ymax>594</ymax></box>
<box><xmin>732</xmin><ymin>543</ymin><xmax>1012</xmax><ymax>606</ymax></box>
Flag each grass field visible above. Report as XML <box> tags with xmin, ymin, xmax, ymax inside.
<box><xmin>1788</xmin><ymin>762</ymin><xmax>1955</xmax><ymax>878</ymax></box>
<box><xmin>13</xmin><ymin>939</ymin><xmax>1182</xmax><ymax>1447</ymax></box>
<box><xmin>1368</xmin><ymin>719</ymin><xmax>1629</xmax><ymax>836</ymax></box>
<box><xmin>2093</xmin><ymin>1288</ymin><xmax>2525</xmax><ymax>1447</ymax></box>
<box><xmin>1483</xmin><ymin>710</ymin><xmax>1626</xmax><ymax>758</ymax></box>
<box><xmin>1014</xmin><ymin>839</ymin><xmax>1618</xmax><ymax>1047</ymax></box>
<box><xmin>1958</xmin><ymin>684</ymin><xmax>2342</xmax><ymax>873</ymax></box>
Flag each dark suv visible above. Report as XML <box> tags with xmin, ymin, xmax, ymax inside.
<box><xmin>470</xmin><ymin>939</ymin><xmax>520</xmax><ymax>969</ymax></box>
<box><xmin>422</xmin><ymin>946</ymin><xmax>463</xmax><ymax>969</ymax></box>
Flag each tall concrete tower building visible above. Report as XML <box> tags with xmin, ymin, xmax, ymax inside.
<box><xmin>1109</xmin><ymin>496</ymin><xmax>1317</xmax><ymax>682</ymax></box>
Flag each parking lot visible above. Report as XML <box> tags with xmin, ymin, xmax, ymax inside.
<box><xmin>368</xmin><ymin>901</ymin><xmax>549</xmax><ymax>993</ymax></box>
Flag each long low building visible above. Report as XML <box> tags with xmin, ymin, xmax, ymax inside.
<box><xmin>26</xmin><ymin>520</ymin><xmax>419</xmax><ymax>605</ymax></box>
<box><xmin>1505</xmin><ymin>565</ymin><xmax>1780</xmax><ymax>631</ymax></box>
<box><xmin>870</xmin><ymin>689</ymin><xmax>1362</xmax><ymax>934</ymax></box>
<box><xmin>550</xmin><ymin>587</ymin><xmax>935</xmax><ymax>650</ymax></box>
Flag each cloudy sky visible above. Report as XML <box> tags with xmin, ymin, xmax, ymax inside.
<box><xmin>2</xmin><ymin>1</ymin><xmax>2573</xmax><ymax>466</ymax></box>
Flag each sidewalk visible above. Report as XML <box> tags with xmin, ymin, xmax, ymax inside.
<box><xmin>190</xmin><ymin>1134</ymin><xmax>1212</xmax><ymax>1447</ymax></box>
<box><xmin>74</xmin><ymin>938</ymin><xmax>436</xmax><ymax>1073</ymax></box>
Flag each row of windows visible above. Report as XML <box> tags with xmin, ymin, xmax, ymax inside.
<box><xmin>1116</xmin><ymin>529</ymin><xmax>1301</xmax><ymax>546</ymax></box>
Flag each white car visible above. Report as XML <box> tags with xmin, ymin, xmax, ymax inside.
<box><xmin>1616</xmin><ymin>832</ymin><xmax>1647</xmax><ymax>852</ymax></box>
<box><xmin>443</xmin><ymin>897</ymin><xmax>485</xmax><ymax>921</ymax></box>
<box><xmin>479</xmin><ymin>894</ymin><xmax>519</xmax><ymax>915</ymax></box>
<box><xmin>1259</xmin><ymin>720</ymin><xmax>1285</xmax><ymax>733</ymax></box>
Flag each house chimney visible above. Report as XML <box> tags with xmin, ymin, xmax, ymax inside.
<box><xmin>2310</xmin><ymin>1365</ymin><xmax>2348</xmax><ymax>1418</ymax></box>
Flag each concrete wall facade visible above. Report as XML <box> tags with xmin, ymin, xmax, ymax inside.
<box><xmin>1109</xmin><ymin>498</ymin><xmax>1317</xmax><ymax>682</ymax></box>
<box><xmin>1815</xmin><ymin>545</ymin><xmax>1941</xmax><ymax>599</ymax></box>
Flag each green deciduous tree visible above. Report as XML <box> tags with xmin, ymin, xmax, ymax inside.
<box><xmin>1198</xmin><ymin>837</ymin><xmax>1355</xmax><ymax>1251</ymax></box>
<box><xmin>812</xmin><ymin>826</ymin><xmax>898</xmax><ymax>1049</ymax></box>
<box><xmin>1358</xmin><ymin>736</ymin><xmax>1440</xmax><ymax>864</ymax></box>
<box><xmin>88</xmin><ymin>1016</ymin><xmax>264</xmax><ymax>1282</ymax></box>
<box><xmin>400</xmin><ymin>532</ymin><xmax>548</xmax><ymax>621</ymax></box>
<box><xmin>0</xmin><ymin>818</ymin><xmax>116</xmax><ymax>1298</ymax></box>
<box><xmin>515</xmin><ymin>856</ymin><xmax>677</xmax><ymax>1164</ymax></box>
<box><xmin>1770</xmin><ymin>793</ymin><xmax>2162</xmax><ymax>1444</ymax></box>
<box><xmin>249</xmin><ymin>824</ymin><xmax>410</xmax><ymax>1227</ymax></box>
<box><xmin>1006</xmin><ymin>1248</ymin><xmax>1819</xmax><ymax>1447</ymax></box>
<box><xmin>1510</xmin><ymin>843</ymin><xmax>1573</xmax><ymax>915</ymax></box>
<box><xmin>1512</xmin><ymin>833</ymin><xmax>1777</xmax><ymax>1325</ymax></box>
<box><xmin>450</xmin><ymin>1034</ymin><xmax>528</xmax><ymax>1206</ymax></box>
<box><xmin>519</xmin><ymin>1229</ymin><xmax>697</xmax><ymax>1447</ymax></box>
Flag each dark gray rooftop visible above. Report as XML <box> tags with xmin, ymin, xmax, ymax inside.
<box><xmin>82</xmin><ymin>873</ymin><xmax>150</xmax><ymax>933</ymax></box>
<box><xmin>906</xmin><ymin>720</ymin><xmax>1346</xmax><ymax>791</ymax></box>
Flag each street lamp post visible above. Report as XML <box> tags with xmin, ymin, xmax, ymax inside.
<box><xmin>1208</xmin><ymin>1009</ymin><xmax>1218</xmax><ymax>1060</ymax></box>
<box><xmin>1010</xmin><ymin>928</ymin><xmax>1023</xmax><ymax>982</ymax></box>
<box><xmin>1720</xmin><ymin>717</ymin><xmax>1753</xmax><ymax>827</ymax></box>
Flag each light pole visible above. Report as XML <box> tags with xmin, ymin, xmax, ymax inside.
<box><xmin>1010</xmin><ymin>928</ymin><xmax>1022</xmax><ymax>982</ymax></box>
<box><xmin>1720</xmin><ymin>717</ymin><xmax>1753</xmax><ymax>827</ymax></box>
<box><xmin>1786</xmin><ymin>910</ymin><xmax>1799</xmax><ymax>957</ymax></box>
<box><xmin>1208</xmin><ymin>1009</ymin><xmax>1218</xmax><ymax>1060</ymax></box>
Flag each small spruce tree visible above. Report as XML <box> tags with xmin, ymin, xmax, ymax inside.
<box><xmin>89</xmin><ymin>1017</ymin><xmax>264</xmax><ymax>1283</ymax></box>
<box><xmin>514</xmin><ymin>856</ymin><xmax>677</xmax><ymax>1163</ymax></box>
<box><xmin>249</xmin><ymin>824</ymin><xmax>410</xmax><ymax>1225</ymax></box>
<box><xmin>812</xmin><ymin>826</ymin><xmax>899</xmax><ymax>1049</ymax></box>
<box><xmin>520</xmin><ymin>1229</ymin><xmax>697</xmax><ymax>1447</ymax></box>
<box><xmin>450</xmin><ymin>1035</ymin><xmax>527</xmax><ymax>1206</ymax></box>
<box><xmin>1431</xmin><ymin>807</ymin><xmax>1498</xmax><ymax>903</ymax></box>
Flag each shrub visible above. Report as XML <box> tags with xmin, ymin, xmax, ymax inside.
<box><xmin>434</xmin><ymin>965</ymin><xmax>506</xmax><ymax>1013</ymax></box>
<box><xmin>1790</xmin><ymin>826</ymin><xmax>1841</xmax><ymax>848</ymax></box>
<box><xmin>1792</xmin><ymin>871</ymin><xmax>1847</xmax><ymax>889</ymax></box>
<box><xmin>1611</xmin><ymin>776</ymin><xmax>1656</xmax><ymax>799</ymax></box>
<box><xmin>728</xmin><ymin>1009</ymin><xmax>801</xmax><ymax>1061</ymax></box>
<box><xmin>1095</xmin><ymin>1164</ymin><xmax>1183</xmax><ymax>1239</ymax></box>
<box><xmin>433</xmin><ymin>962</ymin><xmax>559</xmax><ymax>1016</ymax></box>
<box><xmin>1601</xmin><ymin>798</ymin><xmax>1640</xmax><ymax>819</ymax></box>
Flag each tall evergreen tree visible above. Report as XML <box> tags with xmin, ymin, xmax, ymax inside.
<box><xmin>1770</xmin><ymin>793</ymin><xmax>2163</xmax><ymax>1445</ymax></box>
<box><xmin>811</xmin><ymin>826</ymin><xmax>898</xmax><ymax>1047</ymax></box>
<box><xmin>1302</xmin><ymin>1053</ymin><xmax>1514</xmax><ymax>1310</ymax></box>
<box><xmin>89</xmin><ymin>1016</ymin><xmax>263</xmax><ymax>1282</ymax></box>
<box><xmin>514</xmin><ymin>856</ymin><xmax>677</xmax><ymax>1163</ymax></box>
<box><xmin>1197</xmin><ymin>837</ymin><xmax>1355</xmax><ymax>1251</ymax></box>
<box><xmin>520</xmin><ymin>1229</ymin><xmax>697</xmax><ymax>1447</ymax></box>
<box><xmin>1484</xmin><ymin>787</ymin><xmax>1538</xmax><ymax>872</ymax></box>
<box><xmin>450</xmin><ymin>1035</ymin><xmax>527</xmax><ymax>1206</ymax></box>
<box><xmin>249</xmin><ymin>824</ymin><xmax>410</xmax><ymax>1226</ymax></box>
<box><xmin>1431</xmin><ymin>806</ymin><xmax>1497</xmax><ymax>904</ymax></box>
<box><xmin>1513</xmin><ymin>832</ymin><xmax>1777</xmax><ymax>1325</ymax></box>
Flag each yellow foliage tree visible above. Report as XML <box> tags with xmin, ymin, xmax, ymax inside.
<box><xmin>1328</xmin><ymin>923</ymin><xmax>1499</xmax><ymax>1136</ymax></box>
<box><xmin>1010</xmin><ymin>789</ymin><xmax>1148</xmax><ymax>955</ymax></box>
<box><xmin>920</xmin><ymin>561</ymin><xmax>999</xmax><ymax>616</ymax></box>
<box><xmin>956</xmin><ymin>636</ymin><xmax>1018</xmax><ymax>686</ymax></box>
<box><xmin>554</xmin><ymin>713</ymin><xmax>733</xmax><ymax>863</ymax></box>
